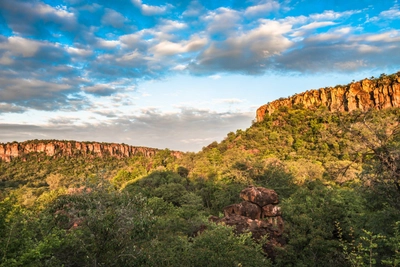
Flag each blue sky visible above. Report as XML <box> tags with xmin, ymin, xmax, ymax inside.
<box><xmin>0</xmin><ymin>0</ymin><xmax>399</xmax><ymax>151</ymax></box>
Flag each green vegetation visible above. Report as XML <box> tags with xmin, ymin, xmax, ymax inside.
<box><xmin>0</xmin><ymin>103</ymin><xmax>399</xmax><ymax>266</ymax></box>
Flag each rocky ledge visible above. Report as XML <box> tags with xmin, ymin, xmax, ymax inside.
<box><xmin>0</xmin><ymin>140</ymin><xmax>181</xmax><ymax>162</ymax></box>
<box><xmin>257</xmin><ymin>73</ymin><xmax>400</xmax><ymax>122</ymax></box>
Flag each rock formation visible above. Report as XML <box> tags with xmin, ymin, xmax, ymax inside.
<box><xmin>256</xmin><ymin>73</ymin><xmax>400</xmax><ymax>122</ymax></box>
<box><xmin>0</xmin><ymin>140</ymin><xmax>181</xmax><ymax>162</ymax></box>
<box><xmin>210</xmin><ymin>186</ymin><xmax>284</xmax><ymax>259</ymax></box>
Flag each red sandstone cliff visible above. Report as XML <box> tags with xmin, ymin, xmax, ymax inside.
<box><xmin>256</xmin><ymin>73</ymin><xmax>400</xmax><ymax>122</ymax></box>
<box><xmin>0</xmin><ymin>140</ymin><xmax>179</xmax><ymax>162</ymax></box>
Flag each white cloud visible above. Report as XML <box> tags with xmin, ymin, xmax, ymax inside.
<box><xmin>37</xmin><ymin>3</ymin><xmax>74</xmax><ymax>18</ymax></box>
<box><xmin>101</xmin><ymin>8</ymin><xmax>127</xmax><ymax>28</ymax></box>
<box><xmin>131</xmin><ymin>0</ymin><xmax>171</xmax><ymax>16</ymax></box>
<box><xmin>203</xmin><ymin>8</ymin><xmax>241</xmax><ymax>34</ymax></box>
<box><xmin>157</xmin><ymin>19</ymin><xmax>187</xmax><ymax>32</ymax></box>
<box><xmin>209</xmin><ymin>74</ymin><xmax>221</xmax><ymax>80</ymax></box>
<box><xmin>191</xmin><ymin>19</ymin><xmax>293</xmax><ymax>73</ymax></box>
<box><xmin>347</xmin><ymin>30</ymin><xmax>400</xmax><ymax>43</ymax></box>
<box><xmin>0</xmin><ymin>52</ymin><xmax>13</xmax><ymax>65</ymax></box>
<box><xmin>364</xmin><ymin>30</ymin><xmax>400</xmax><ymax>42</ymax></box>
<box><xmin>82</xmin><ymin>84</ymin><xmax>115</xmax><ymax>96</ymax></box>
<box><xmin>309</xmin><ymin>10</ymin><xmax>359</xmax><ymax>21</ymax></box>
<box><xmin>96</xmin><ymin>38</ymin><xmax>120</xmax><ymax>48</ymax></box>
<box><xmin>182</xmin><ymin>0</ymin><xmax>205</xmax><ymax>17</ymax></box>
<box><xmin>371</xmin><ymin>4</ymin><xmax>400</xmax><ymax>21</ymax></box>
<box><xmin>0</xmin><ymin>36</ymin><xmax>42</xmax><ymax>57</ymax></box>
<box><xmin>141</xmin><ymin>4</ymin><xmax>168</xmax><ymax>15</ymax></box>
<box><xmin>116</xmin><ymin>50</ymin><xmax>142</xmax><ymax>62</ymax></box>
<box><xmin>244</xmin><ymin>0</ymin><xmax>280</xmax><ymax>17</ymax></box>
<box><xmin>119</xmin><ymin>32</ymin><xmax>143</xmax><ymax>48</ymax></box>
<box><xmin>300</xmin><ymin>21</ymin><xmax>336</xmax><ymax>30</ymax></box>
<box><xmin>334</xmin><ymin>27</ymin><xmax>353</xmax><ymax>34</ymax></box>
<box><xmin>48</xmin><ymin>116</ymin><xmax>81</xmax><ymax>125</ymax></box>
<box><xmin>0</xmin><ymin>103</ymin><xmax>26</xmax><ymax>113</ymax></box>
<box><xmin>306</xmin><ymin>32</ymin><xmax>343</xmax><ymax>42</ymax></box>
<box><xmin>150</xmin><ymin>36</ymin><xmax>207</xmax><ymax>56</ymax></box>
<box><xmin>0</xmin><ymin>77</ymin><xmax>72</xmax><ymax>108</ymax></box>
<box><xmin>78</xmin><ymin>3</ymin><xmax>102</xmax><ymax>12</ymax></box>
<box><xmin>334</xmin><ymin>60</ymin><xmax>367</xmax><ymax>70</ymax></box>
<box><xmin>213</xmin><ymin>98</ymin><xmax>244</xmax><ymax>104</ymax></box>
<box><xmin>357</xmin><ymin>44</ymin><xmax>380</xmax><ymax>53</ymax></box>
<box><xmin>172</xmin><ymin>64</ymin><xmax>187</xmax><ymax>70</ymax></box>
<box><xmin>66</xmin><ymin>46</ymin><xmax>92</xmax><ymax>56</ymax></box>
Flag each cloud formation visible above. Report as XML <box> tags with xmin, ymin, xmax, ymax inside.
<box><xmin>0</xmin><ymin>108</ymin><xmax>253</xmax><ymax>151</ymax></box>
<box><xmin>0</xmin><ymin>0</ymin><xmax>399</xmax><ymax>112</ymax></box>
<box><xmin>244</xmin><ymin>0</ymin><xmax>280</xmax><ymax>17</ymax></box>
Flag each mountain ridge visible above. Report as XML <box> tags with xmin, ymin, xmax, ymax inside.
<box><xmin>0</xmin><ymin>140</ymin><xmax>182</xmax><ymax>162</ymax></box>
<box><xmin>256</xmin><ymin>72</ymin><xmax>400</xmax><ymax>122</ymax></box>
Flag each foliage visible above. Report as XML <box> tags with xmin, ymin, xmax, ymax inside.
<box><xmin>0</xmin><ymin>178</ymin><xmax>155</xmax><ymax>266</ymax></box>
<box><xmin>146</xmin><ymin>223</ymin><xmax>270</xmax><ymax>267</ymax></box>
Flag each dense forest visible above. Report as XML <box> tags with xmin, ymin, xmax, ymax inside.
<box><xmin>1</xmin><ymin>77</ymin><xmax>400</xmax><ymax>266</ymax></box>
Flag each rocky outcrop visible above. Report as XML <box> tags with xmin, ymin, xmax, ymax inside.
<box><xmin>210</xmin><ymin>186</ymin><xmax>284</xmax><ymax>259</ymax></box>
<box><xmin>240</xmin><ymin>186</ymin><xmax>279</xmax><ymax>207</ymax></box>
<box><xmin>0</xmin><ymin>140</ymin><xmax>180</xmax><ymax>162</ymax></box>
<box><xmin>256</xmin><ymin>73</ymin><xmax>400</xmax><ymax>122</ymax></box>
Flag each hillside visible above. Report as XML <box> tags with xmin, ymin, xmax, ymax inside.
<box><xmin>0</xmin><ymin>73</ymin><xmax>399</xmax><ymax>266</ymax></box>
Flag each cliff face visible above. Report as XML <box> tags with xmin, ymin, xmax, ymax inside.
<box><xmin>256</xmin><ymin>73</ymin><xmax>400</xmax><ymax>122</ymax></box>
<box><xmin>0</xmin><ymin>140</ymin><xmax>169</xmax><ymax>162</ymax></box>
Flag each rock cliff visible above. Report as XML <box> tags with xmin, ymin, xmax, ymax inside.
<box><xmin>0</xmin><ymin>140</ymin><xmax>179</xmax><ymax>162</ymax></box>
<box><xmin>256</xmin><ymin>73</ymin><xmax>400</xmax><ymax>122</ymax></box>
<box><xmin>210</xmin><ymin>186</ymin><xmax>284</xmax><ymax>259</ymax></box>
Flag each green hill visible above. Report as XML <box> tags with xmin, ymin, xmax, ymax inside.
<box><xmin>1</xmin><ymin>74</ymin><xmax>399</xmax><ymax>266</ymax></box>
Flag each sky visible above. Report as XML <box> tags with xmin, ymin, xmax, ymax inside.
<box><xmin>0</xmin><ymin>0</ymin><xmax>399</xmax><ymax>152</ymax></box>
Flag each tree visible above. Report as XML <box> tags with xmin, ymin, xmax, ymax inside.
<box><xmin>207</xmin><ymin>148</ymin><xmax>223</xmax><ymax>169</ymax></box>
<box><xmin>45</xmin><ymin>178</ymin><xmax>155</xmax><ymax>266</ymax></box>
<box><xmin>338</xmin><ymin>109</ymin><xmax>400</xmax><ymax>194</ymax></box>
<box><xmin>145</xmin><ymin>223</ymin><xmax>270</xmax><ymax>267</ymax></box>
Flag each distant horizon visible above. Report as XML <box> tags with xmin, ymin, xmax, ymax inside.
<box><xmin>0</xmin><ymin>138</ymin><xmax>170</xmax><ymax>151</ymax></box>
<box><xmin>1</xmin><ymin>0</ymin><xmax>400</xmax><ymax>151</ymax></box>
<box><xmin>2</xmin><ymin>71</ymin><xmax>399</xmax><ymax>152</ymax></box>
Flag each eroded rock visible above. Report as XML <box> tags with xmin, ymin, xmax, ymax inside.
<box><xmin>261</xmin><ymin>204</ymin><xmax>282</xmax><ymax>218</ymax></box>
<box><xmin>240</xmin><ymin>186</ymin><xmax>279</xmax><ymax>206</ymax></box>
<box><xmin>0</xmin><ymin>140</ymin><xmax>182</xmax><ymax>162</ymax></box>
<box><xmin>224</xmin><ymin>201</ymin><xmax>262</xmax><ymax>220</ymax></box>
<box><xmin>211</xmin><ymin>186</ymin><xmax>284</xmax><ymax>260</ymax></box>
<box><xmin>256</xmin><ymin>73</ymin><xmax>400</xmax><ymax>122</ymax></box>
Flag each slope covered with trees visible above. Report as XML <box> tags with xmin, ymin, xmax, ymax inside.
<box><xmin>1</xmin><ymin>74</ymin><xmax>400</xmax><ymax>266</ymax></box>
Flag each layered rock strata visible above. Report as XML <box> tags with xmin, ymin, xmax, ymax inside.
<box><xmin>256</xmin><ymin>73</ymin><xmax>400</xmax><ymax>122</ymax></box>
<box><xmin>0</xmin><ymin>140</ymin><xmax>179</xmax><ymax>162</ymax></box>
<box><xmin>210</xmin><ymin>186</ymin><xmax>284</xmax><ymax>259</ymax></box>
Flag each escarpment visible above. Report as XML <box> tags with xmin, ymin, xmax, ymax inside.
<box><xmin>256</xmin><ymin>73</ymin><xmax>400</xmax><ymax>122</ymax></box>
<box><xmin>0</xmin><ymin>140</ymin><xmax>180</xmax><ymax>162</ymax></box>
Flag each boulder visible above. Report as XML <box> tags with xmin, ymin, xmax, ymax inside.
<box><xmin>211</xmin><ymin>186</ymin><xmax>284</xmax><ymax>260</ymax></box>
<box><xmin>224</xmin><ymin>201</ymin><xmax>261</xmax><ymax>220</ymax></box>
<box><xmin>261</xmin><ymin>204</ymin><xmax>282</xmax><ymax>218</ymax></box>
<box><xmin>240</xmin><ymin>186</ymin><xmax>279</xmax><ymax>206</ymax></box>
